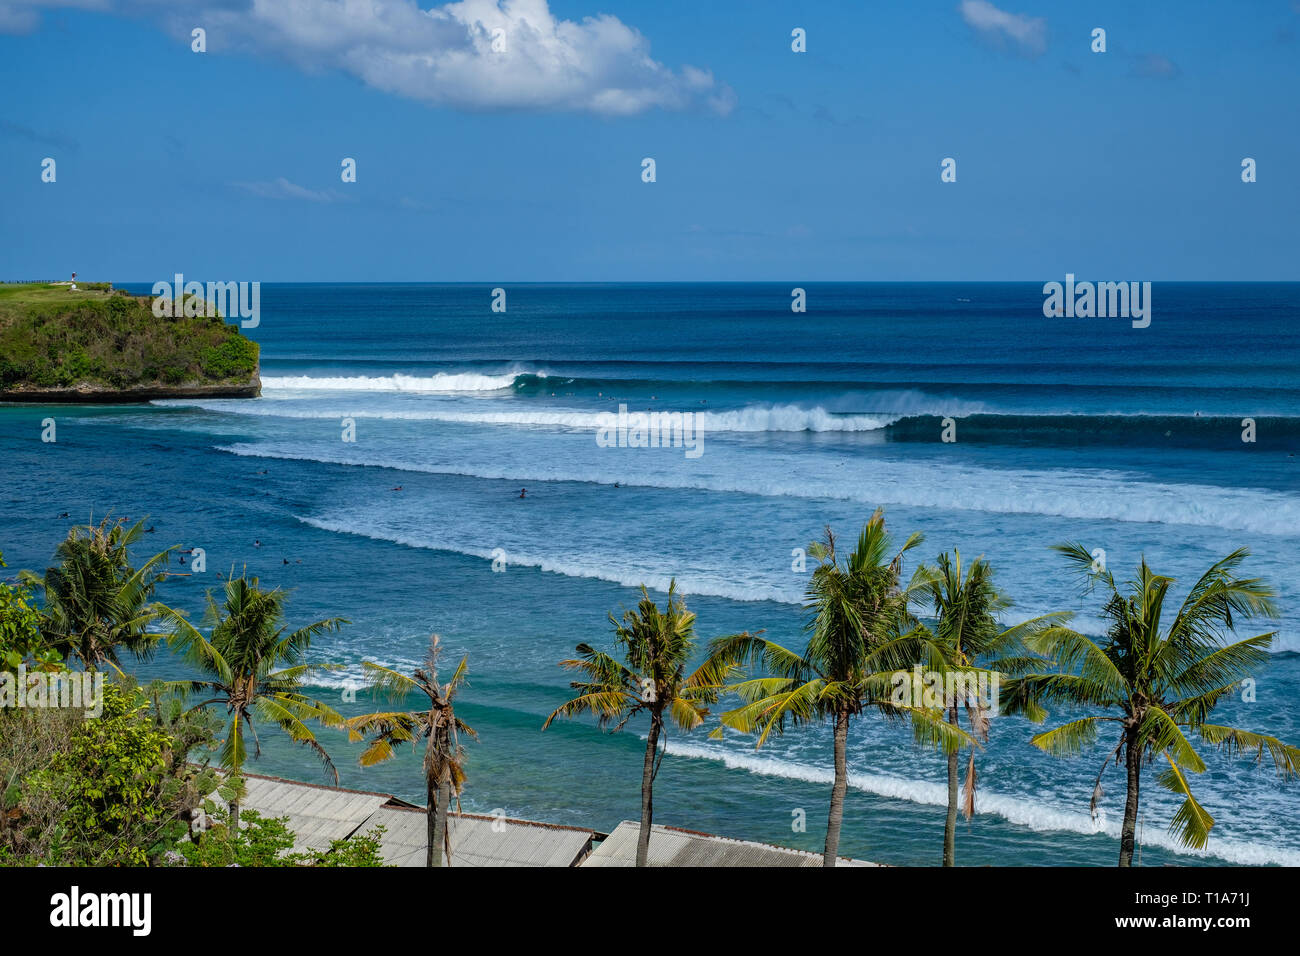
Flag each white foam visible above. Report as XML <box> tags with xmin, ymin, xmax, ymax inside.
<box><xmin>259</xmin><ymin>370</ymin><xmax>542</xmax><ymax>393</ymax></box>
<box><xmin>217</xmin><ymin>442</ymin><xmax>1300</xmax><ymax>538</ymax></box>
<box><xmin>295</xmin><ymin>515</ymin><xmax>803</xmax><ymax>604</ymax></box>
<box><xmin>190</xmin><ymin>398</ymin><xmax>896</xmax><ymax>432</ymax></box>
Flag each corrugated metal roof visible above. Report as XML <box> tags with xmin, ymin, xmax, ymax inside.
<box><xmin>208</xmin><ymin>774</ymin><xmax>849</xmax><ymax>867</ymax></box>
<box><xmin>240</xmin><ymin>775</ymin><xmax>391</xmax><ymax>852</ymax></box>
<box><xmin>367</xmin><ymin>806</ymin><xmax>595</xmax><ymax>867</ymax></box>
<box><xmin>581</xmin><ymin>821</ymin><xmax>876</xmax><ymax>867</ymax></box>
<box><xmin>203</xmin><ymin>772</ymin><xmax>595</xmax><ymax>865</ymax></box>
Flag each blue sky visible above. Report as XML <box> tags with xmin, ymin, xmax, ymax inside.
<box><xmin>1</xmin><ymin>0</ymin><xmax>1297</xmax><ymax>281</ymax></box>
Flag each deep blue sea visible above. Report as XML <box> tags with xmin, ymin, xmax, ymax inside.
<box><xmin>3</xmin><ymin>282</ymin><xmax>1298</xmax><ymax>865</ymax></box>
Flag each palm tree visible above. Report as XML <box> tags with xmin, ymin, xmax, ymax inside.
<box><xmin>342</xmin><ymin>634</ymin><xmax>476</xmax><ymax>867</ymax></box>
<box><xmin>1002</xmin><ymin>544</ymin><xmax>1300</xmax><ymax>865</ymax></box>
<box><xmin>916</xmin><ymin>549</ymin><xmax>1064</xmax><ymax>866</ymax></box>
<box><xmin>163</xmin><ymin>571</ymin><xmax>347</xmax><ymax>830</ymax></box>
<box><xmin>543</xmin><ymin>581</ymin><xmax>742</xmax><ymax>867</ymax></box>
<box><xmin>707</xmin><ymin>509</ymin><xmax>967</xmax><ymax>866</ymax></box>
<box><xmin>23</xmin><ymin>517</ymin><xmax>173</xmax><ymax>672</ymax></box>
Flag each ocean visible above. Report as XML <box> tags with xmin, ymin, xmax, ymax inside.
<box><xmin>2</xmin><ymin>281</ymin><xmax>1297</xmax><ymax>866</ymax></box>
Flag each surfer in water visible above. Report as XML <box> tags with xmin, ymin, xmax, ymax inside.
<box><xmin>518</xmin><ymin>488</ymin><xmax>527</xmax><ymax>499</ymax></box>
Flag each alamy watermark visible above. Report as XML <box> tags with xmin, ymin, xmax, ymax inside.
<box><xmin>0</xmin><ymin>665</ymin><xmax>104</xmax><ymax>717</ymax></box>
<box><xmin>49</xmin><ymin>886</ymin><xmax>150</xmax><ymax>936</ymax></box>
<box><xmin>890</xmin><ymin>665</ymin><xmax>999</xmax><ymax>717</ymax></box>
<box><xmin>1042</xmin><ymin>273</ymin><xmax>1151</xmax><ymax>329</ymax></box>
<box><xmin>595</xmin><ymin>403</ymin><xmax>704</xmax><ymax>458</ymax></box>
<box><xmin>152</xmin><ymin>273</ymin><xmax>260</xmax><ymax>328</ymax></box>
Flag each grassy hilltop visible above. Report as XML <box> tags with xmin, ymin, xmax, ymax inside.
<box><xmin>0</xmin><ymin>282</ymin><xmax>259</xmax><ymax>401</ymax></box>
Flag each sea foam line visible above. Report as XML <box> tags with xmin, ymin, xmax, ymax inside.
<box><xmin>181</xmin><ymin>399</ymin><xmax>898</xmax><ymax>432</ymax></box>
<box><xmin>219</xmin><ymin>443</ymin><xmax>1300</xmax><ymax>538</ymax></box>
<box><xmin>295</xmin><ymin>515</ymin><xmax>801</xmax><ymax>604</ymax></box>
<box><xmin>260</xmin><ymin>370</ymin><xmax>542</xmax><ymax>393</ymax></box>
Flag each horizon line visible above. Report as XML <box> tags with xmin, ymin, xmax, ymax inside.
<box><xmin>22</xmin><ymin>278</ymin><xmax>1300</xmax><ymax>286</ymax></box>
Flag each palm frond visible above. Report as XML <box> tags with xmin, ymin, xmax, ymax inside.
<box><xmin>718</xmin><ymin>679</ymin><xmax>826</xmax><ymax>746</ymax></box>
<box><xmin>1028</xmin><ymin>716</ymin><xmax>1113</xmax><ymax>758</ymax></box>
<box><xmin>1140</xmin><ymin>706</ymin><xmax>1207</xmax><ymax>773</ymax></box>
<box><xmin>1157</xmin><ymin>754</ymin><xmax>1215</xmax><ymax>849</ymax></box>
<box><xmin>1198</xmin><ymin>724</ymin><xmax>1300</xmax><ymax>779</ymax></box>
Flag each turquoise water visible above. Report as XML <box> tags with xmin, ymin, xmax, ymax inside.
<box><xmin>2</xmin><ymin>282</ymin><xmax>1297</xmax><ymax>865</ymax></box>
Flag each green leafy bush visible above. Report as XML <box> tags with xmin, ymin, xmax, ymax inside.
<box><xmin>199</xmin><ymin>335</ymin><xmax>259</xmax><ymax>379</ymax></box>
<box><xmin>0</xmin><ymin>550</ymin><xmax>60</xmax><ymax>671</ymax></box>
<box><xmin>178</xmin><ymin>809</ymin><xmax>298</xmax><ymax>867</ymax></box>
<box><xmin>176</xmin><ymin>812</ymin><xmax>389</xmax><ymax>867</ymax></box>
<box><xmin>307</xmin><ymin>825</ymin><xmax>389</xmax><ymax>867</ymax></box>
<box><xmin>27</xmin><ymin>684</ymin><xmax>178</xmax><ymax>865</ymax></box>
<box><xmin>0</xmin><ymin>284</ymin><xmax>259</xmax><ymax>390</ymax></box>
<box><xmin>1</xmin><ymin>679</ymin><xmax>220</xmax><ymax>865</ymax></box>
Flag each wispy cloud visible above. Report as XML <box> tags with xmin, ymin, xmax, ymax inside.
<box><xmin>0</xmin><ymin>118</ymin><xmax>80</xmax><ymax>152</ymax></box>
<box><xmin>1130</xmin><ymin>53</ymin><xmax>1179</xmax><ymax>78</ymax></box>
<box><xmin>0</xmin><ymin>1</ymin><xmax>41</xmax><ymax>34</ymax></box>
<box><xmin>231</xmin><ymin>177</ymin><xmax>337</xmax><ymax>203</ymax></box>
<box><xmin>0</xmin><ymin>0</ymin><xmax>734</xmax><ymax>116</ymax></box>
<box><xmin>958</xmin><ymin>0</ymin><xmax>1047</xmax><ymax>58</ymax></box>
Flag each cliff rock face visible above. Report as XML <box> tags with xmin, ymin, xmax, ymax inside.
<box><xmin>0</xmin><ymin>282</ymin><xmax>261</xmax><ymax>403</ymax></box>
<box><xmin>0</xmin><ymin>378</ymin><xmax>261</xmax><ymax>403</ymax></box>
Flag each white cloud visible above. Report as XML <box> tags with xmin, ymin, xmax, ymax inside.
<box><xmin>0</xmin><ymin>0</ymin><xmax>103</xmax><ymax>34</ymax></box>
<box><xmin>1130</xmin><ymin>53</ymin><xmax>1179</xmax><ymax>78</ymax></box>
<box><xmin>0</xmin><ymin>0</ymin><xmax>734</xmax><ymax>115</ymax></box>
<box><xmin>958</xmin><ymin>0</ymin><xmax>1047</xmax><ymax>58</ymax></box>
<box><xmin>232</xmin><ymin>177</ymin><xmax>336</xmax><ymax>202</ymax></box>
<box><xmin>0</xmin><ymin>5</ymin><xmax>36</xmax><ymax>31</ymax></box>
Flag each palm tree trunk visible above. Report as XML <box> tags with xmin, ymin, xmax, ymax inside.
<box><xmin>823</xmin><ymin>707</ymin><xmax>850</xmax><ymax>867</ymax></box>
<box><xmin>229</xmin><ymin>798</ymin><xmax>240</xmax><ymax>833</ymax></box>
<box><xmin>636</xmin><ymin>716</ymin><xmax>661</xmax><ymax>867</ymax></box>
<box><xmin>1119</xmin><ymin>724</ymin><xmax>1142</xmax><ymax>867</ymax></box>
<box><xmin>943</xmin><ymin>704</ymin><xmax>959</xmax><ymax>866</ymax></box>
<box><xmin>430</xmin><ymin>772</ymin><xmax>451</xmax><ymax>867</ymax></box>
<box><xmin>425</xmin><ymin>775</ymin><xmax>437</xmax><ymax>867</ymax></box>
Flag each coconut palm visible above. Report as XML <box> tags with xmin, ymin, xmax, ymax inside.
<box><xmin>1001</xmin><ymin>544</ymin><xmax>1300</xmax><ymax>865</ymax></box>
<box><xmin>543</xmin><ymin>581</ymin><xmax>742</xmax><ymax>867</ymax></box>
<box><xmin>342</xmin><ymin>634</ymin><xmax>476</xmax><ymax>867</ymax></box>
<box><xmin>915</xmin><ymin>549</ymin><xmax>1065</xmax><ymax>866</ymax></box>
<box><xmin>23</xmin><ymin>517</ymin><xmax>174</xmax><ymax>672</ymax></box>
<box><xmin>163</xmin><ymin>571</ymin><xmax>346</xmax><ymax>830</ymax></box>
<box><xmin>707</xmin><ymin>509</ymin><xmax>968</xmax><ymax>866</ymax></box>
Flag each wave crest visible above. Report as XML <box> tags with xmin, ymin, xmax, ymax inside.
<box><xmin>261</xmin><ymin>370</ymin><xmax>543</xmax><ymax>393</ymax></box>
<box><xmin>190</xmin><ymin>398</ymin><xmax>897</xmax><ymax>433</ymax></box>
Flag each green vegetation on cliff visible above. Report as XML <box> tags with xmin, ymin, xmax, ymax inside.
<box><xmin>0</xmin><ymin>282</ymin><xmax>259</xmax><ymax>392</ymax></box>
